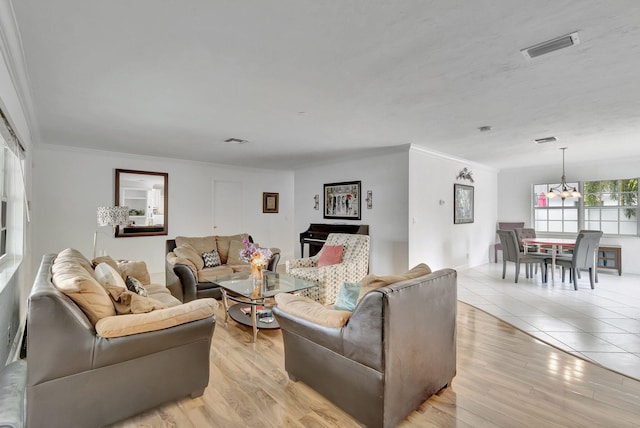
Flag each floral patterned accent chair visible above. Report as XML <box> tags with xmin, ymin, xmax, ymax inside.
<box><xmin>286</xmin><ymin>233</ymin><xmax>370</xmax><ymax>305</ymax></box>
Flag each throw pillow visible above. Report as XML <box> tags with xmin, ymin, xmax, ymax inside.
<box><xmin>174</xmin><ymin>244</ymin><xmax>205</xmax><ymax>271</ymax></box>
<box><xmin>94</xmin><ymin>262</ymin><xmax>127</xmax><ymax>289</ymax></box>
<box><xmin>125</xmin><ymin>275</ymin><xmax>148</xmax><ymax>297</ymax></box>
<box><xmin>334</xmin><ymin>282</ymin><xmax>361</xmax><ymax>311</ymax></box>
<box><xmin>317</xmin><ymin>245</ymin><xmax>344</xmax><ymax>267</ymax></box>
<box><xmin>202</xmin><ymin>250</ymin><xmax>222</xmax><ymax>268</ymax></box>
<box><xmin>227</xmin><ymin>240</ymin><xmax>250</xmax><ymax>265</ymax></box>
<box><xmin>117</xmin><ymin>260</ymin><xmax>152</xmax><ymax>285</ymax></box>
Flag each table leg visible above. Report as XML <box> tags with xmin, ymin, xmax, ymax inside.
<box><xmin>250</xmin><ymin>304</ymin><xmax>258</xmax><ymax>343</ymax></box>
<box><xmin>220</xmin><ymin>289</ymin><xmax>230</xmax><ymax>326</ymax></box>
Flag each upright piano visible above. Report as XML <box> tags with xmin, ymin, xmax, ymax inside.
<box><xmin>299</xmin><ymin>223</ymin><xmax>369</xmax><ymax>257</ymax></box>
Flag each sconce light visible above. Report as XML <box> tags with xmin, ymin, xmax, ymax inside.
<box><xmin>365</xmin><ymin>190</ymin><xmax>373</xmax><ymax>209</ymax></box>
<box><xmin>313</xmin><ymin>194</ymin><xmax>319</xmax><ymax>210</ymax></box>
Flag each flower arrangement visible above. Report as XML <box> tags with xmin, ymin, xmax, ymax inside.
<box><xmin>239</xmin><ymin>238</ymin><xmax>272</xmax><ymax>268</ymax></box>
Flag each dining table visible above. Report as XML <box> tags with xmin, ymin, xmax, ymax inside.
<box><xmin>523</xmin><ymin>237</ymin><xmax>576</xmax><ymax>281</ymax></box>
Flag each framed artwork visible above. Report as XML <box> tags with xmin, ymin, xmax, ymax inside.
<box><xmin>454</xmin><ymin>184</ymin><xmax>474</xmax><ymax>224</ymax></box>
<box><xmin>262</xmin><ymin>192</ymin><xmax>279</xmax><ymax>213</ymax></box>
<box><xmin>324</xmin><ymin>181</ymin><xmax>361</xmax><ymax>220</ymax></box>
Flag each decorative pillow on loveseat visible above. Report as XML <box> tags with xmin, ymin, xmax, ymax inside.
<box><xmin>202</xmin><ymin>250</ymin><xmax>222</xmax><ymax>268</ymax></box>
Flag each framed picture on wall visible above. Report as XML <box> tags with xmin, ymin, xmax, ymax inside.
<box><xmin>263</xmin><ymin>192</ymin><xmax>279</xmax><ymax>213</ymax></box>
<box><xmin>454</xmin><ymin>184</ymin><xmax>474</xmax><ymax>224</ymax></box>
<box><xmin>324</xmin><ymin>181</ymin><xmax>361</xmax><ymax>220</ymax></box>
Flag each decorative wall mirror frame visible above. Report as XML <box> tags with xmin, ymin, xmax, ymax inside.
<box><xmin>115</xmin><ymin>169</ymin><xmax>168</xmax><ymax>237</ymax></box>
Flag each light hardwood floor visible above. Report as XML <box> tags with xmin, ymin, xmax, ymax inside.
<box><xmin>111</xmin><ymin>302</ymin><xmax>640</xmax><ymax>427</ymax></box>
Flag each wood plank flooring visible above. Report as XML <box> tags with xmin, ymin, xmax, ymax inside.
<box><xmin>110</xmin><ymin>302</ymin><xmax>640</xmax><ymax>427</ymax></box>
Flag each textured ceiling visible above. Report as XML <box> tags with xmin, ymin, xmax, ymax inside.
<box><xmin>10</xmin><ymin>0</ymin><xmax>640</xmax><ymax>170</ymax></box>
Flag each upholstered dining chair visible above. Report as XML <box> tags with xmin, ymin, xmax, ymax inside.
<box><xmin>497</xmin><ymin>230</ymin><xmax>549</xmax><ymax>283</ymax></box>
<box><xmin>494</xmin><ymin>222</ymin><xmax>525</xmax><ymax>263</ymax></box>
<box><xmin>286</xmin><ymin>233</ymin><xmax>370</xmax><ymax>305</ymax></box>
<box><xmin>556</xmin><ymin>230</ymin><xmax>603</xmax><ymax>290</ymax></box>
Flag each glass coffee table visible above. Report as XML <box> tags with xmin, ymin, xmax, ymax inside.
<box><xmin>208</xmin><ymin>271</ymin><xmax>318</xmax><ymax>343</ymax></box>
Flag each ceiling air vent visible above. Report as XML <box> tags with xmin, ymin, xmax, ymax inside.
<box><xmin>521</xmin><ymin>32</ymin><xmax>580</xmax><ymax>59</ymax></box>
<box><xmin>224</xmin><ymin>138</ymin><xmax>249</xmax><ymax>144</ymax></box>
<box><xmin>534</xmin><ymin>136</ymin><xmax>558</xmax><ymax>144</ymax></box>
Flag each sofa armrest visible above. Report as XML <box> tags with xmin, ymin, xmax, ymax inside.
<box><xmin>272</xmin><ymin>302</ymin><xmax>345</xmax><ymax>354</ymax></box>
<box><xmin>286</xmin><ymin>256</ymin><xmax>319</xmax><ymax>270</ymax></box>
<box><xmin>95</xmin><ymin>298</ymin><xmax>217</xmax><ymax>338</ymax></box>
<box><xmin>165</xmin><ymin>257</ymin><xmax>200</xmax><ymax>303</ymax></box>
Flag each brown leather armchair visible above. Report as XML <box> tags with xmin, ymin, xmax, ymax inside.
<box><xmin>272</xmin><ymin>267</ymin><xmax>457</xmax><ymax>428</ymax></box>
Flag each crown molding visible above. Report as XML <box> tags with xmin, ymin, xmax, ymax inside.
<box><xmin>0</xmin><ymin>1</ymin><xmax>39</xmax><ymax>146</ymax></box>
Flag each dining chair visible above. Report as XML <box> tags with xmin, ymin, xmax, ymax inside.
<box><xmin>494</xmin><ymin>222</ymin><xmax>525</xmax><ymax>263</ymax></box>
<box><xmin>555</xmin><ymin>230</ymin><xmax>603</xmax><ymax>290</ymax></box>
<box><xmin>514</xmin><ymin>227</ymin><xmax>546</xmax><ymax>277</ymax></box>
<box><xmin>497</xmin><ymin>230</ymin><xmax>549</xmax><ymax>283</ymax></box>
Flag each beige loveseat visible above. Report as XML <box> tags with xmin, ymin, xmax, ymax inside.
<box><xmin>26</xmin><ymin>248</ymin><xmax>217</xmax><ymax>428</ymax></box>
<box><xmin>166</xmin><ymin>234</ymin><xmax>280</xmax><ymax>302</ymax></box>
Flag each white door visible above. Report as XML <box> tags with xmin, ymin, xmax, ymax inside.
<box><xmin>213</xmin><ymin>180</ymin><xmax>244</xmax><ymax>234</ymax></box>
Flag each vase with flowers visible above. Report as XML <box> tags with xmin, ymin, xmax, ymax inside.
<box><xmin>239</xmin><ymin>238</ymin><xmax>273</xmax><ymax>297</ymax></box>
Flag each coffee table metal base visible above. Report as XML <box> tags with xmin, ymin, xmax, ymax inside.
<box><xmin>228</xmin><ymin>304</ymin><xmax>280</xmax><ymax>330</ymax></box>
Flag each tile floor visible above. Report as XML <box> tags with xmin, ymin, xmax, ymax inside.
<box><xmin>458</xmin><ymin>262</ymin><xmax>640</xmax><ymax>380</ymax></box>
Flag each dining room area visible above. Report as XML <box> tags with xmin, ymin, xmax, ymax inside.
<box><xmin>469</xmin><ymin>210</ymin><xmax>640</xmax><ymax>381</ymax></box>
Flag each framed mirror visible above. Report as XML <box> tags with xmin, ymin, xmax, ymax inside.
<box><xmin>115</xmin><ymin>169</ymin><xmax>168</xmax><ymax>237</ymax></box>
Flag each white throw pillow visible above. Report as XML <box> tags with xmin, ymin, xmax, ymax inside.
<box><xmin>94</xmin><ymin>262</ymin><xmax>127</xmax><ymax>289</ymax></box>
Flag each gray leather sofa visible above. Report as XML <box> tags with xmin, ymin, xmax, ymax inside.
<box><xmin>26</xmin><ymin>254</ymin><xmax>217</xmax><ymax>428</ymax></box>
<box><xmin>273</xmin><ymin>267</ymin><xmax>457</xmax><ymax>428</ymax></box>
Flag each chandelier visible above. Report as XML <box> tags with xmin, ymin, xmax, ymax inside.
<box><xmin>546</xmin><ymin>147</ymin><xmax>581</xmax><ymax>200</ymax></box>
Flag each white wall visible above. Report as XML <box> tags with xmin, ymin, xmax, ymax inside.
<box><xmin>408</xmin><ymin>145</ymin><xmax>498</xmax><ymax>271</ymax></box>
<box><xmin>294</xmin><ymin>148</ymin><xmax>409</xmax><ymax>275</ymax></box>
<box><xmin>32</xmin><ymin>145</ymin><xmax>295</xmax><ymax>275</ymax></box>
<box><xmin>498</xmin><ymin>157</ymin><xmax>640</xmax><ymax>274</ymax></box>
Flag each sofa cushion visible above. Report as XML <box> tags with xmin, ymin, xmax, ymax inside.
<box><xmin>202</xmin><ymin>250</ymin><xmax>222</xmax><ymax>268</ymax></box>
<box><xmin>226</xmin><ymin>239</ymin><xmax>249</xmax><ymax>266</ymax></box>
<box><xmin>317</xmin><ymin>245</ymin><xmax>344</xmax><ymax>267</ymax></box>
<box><xmin>173</xmin><ymin>244</ymin><xmax>205</xmax><ymax>271</ymax></box>
<box><xmin>94</xmin><ymin>262</ymin><xmax>127</xmax><ymax>289</ymax></box>
<box><xmin>118</xmin><ymin>260</ymin><xmax>152</xmax><ymax>285</ymax></box>
<box><xmin>104</xmin><ymin>284</ymin><xmax>166</xmax><ymax>315</ymax></box>
<box><xmin>216</xmin><ymin>234</ymin><xmax>247</xmax><ymax>264</ymax></box>
<box><xmin>52</xmin><ymin>260</ymin><xmax>116</xmax><ymax>324</ymax></box>
<box><xmin>95</xmin><ymin>298</ymin><xmax>218</xmax><ymax>338</ymax></box>
<box><xmin>228</xmin><ymin>264</ymin><xmax>252</xmax><ymax>273</ymax></box>
<box><xmin>175</xmin><ymin>235</ymin><xmax>217</xmax><ymax>255</ymax></box>
<box><xmin>91</xmin><ymin>255</ymin><xmax>119</xmax><ymax>271</ymax></box>
<box><xmin>166</xmin><ymin>252</ymin><xmax>198</xmax><ymax>277</ymax></box>
<box><xmin>197</xmin><ymin>266</ymin><xmax>234</xmax><ymax>282</ymax></box>
<box><xmin>56</xmin><ymin>248</ymin><xmax>95</xmax><ymax>275</ymax></box>
<box><xmin>275</xmin><ymin>293</ymin><xmax>352</xmax><ymax>328</ymax></box>
<box><xmin>358</xmin><ymin>263</ymin><xmax>432</xmax><ymax>302</ymax></box>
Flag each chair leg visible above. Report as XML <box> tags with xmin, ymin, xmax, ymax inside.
<box><xmin>502</xmin><ymin>261</ymin><xmax>507</xmax><ymax>279</ymax></box>
<box><xmin>495</xmin><ymin>247</ymin><xmax>498</xmax><ymax>263</ymax></box>
<box><xmin>573</xmin><ymin>268</ymin><xmax>578</xmax><ymax>290</ymax></box>
<box><xmin>589</xmin><ymin>268</ymin><xmax>595</xmax><ymax>289</ymax></box>
<box><xmin>561</xmin><ymin>267</ymin><xmax>566</xmax><ymax>282</ymax></box>
<box><xmin>515</xmin><ymin>263</ymin><xmax>520</xmax><ymax>283</ymax></box>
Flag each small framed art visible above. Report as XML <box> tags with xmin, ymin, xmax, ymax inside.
<box><xmin>263</xmin><ymin>192</ymin><xmax>279</xmax><ymax>213</ymax></box>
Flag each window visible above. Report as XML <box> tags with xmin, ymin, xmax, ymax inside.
<box><xmin>583</xmin><ymin>179</ymin><xmax>638</xmax><ymax>235</ymax></box>
<box><xmin>532</xmin><ymin>178</ymin><xmax>639</xmax><ymax>236</ymax></box>
<box><xmin>0</xmin><ymin>113</ymin><xmax>26</xmax><ymax>267</ymax></box>
<box><xmin>532</xmin><ymin>183</ymin><xmax>579</xmax><ymax>233</ymax></box>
